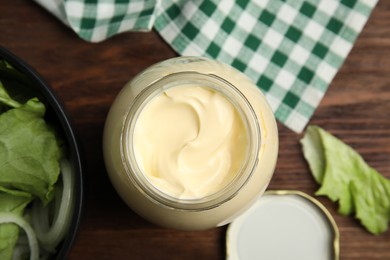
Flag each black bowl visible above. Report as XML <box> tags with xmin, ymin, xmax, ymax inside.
<box><xmin>0</xmin><ymin>46</ymin><xmax>84</xmax><ymax>259</ymax></box>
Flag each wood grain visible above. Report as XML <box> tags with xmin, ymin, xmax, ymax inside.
<box><xmin>1</xmin><ymin>0</ymin><xmax>389</xmax><ymax>259</ymax></box>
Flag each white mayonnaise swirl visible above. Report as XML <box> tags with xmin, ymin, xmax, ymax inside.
<box><xmin>133</xmin><ymin>85</ymin><xmax>248</xmax><ymax>199</ymax></box>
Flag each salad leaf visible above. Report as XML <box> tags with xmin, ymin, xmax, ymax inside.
<box><xmin>0</xmin><ymin>60</ymin><xmax>32</xmax><ymax>111</ymax></box>
<box><xmin>300</xmin><ymin>126</ymin><xmax>325</xmax><ymax>184</ymax></box>
<box><xmin>0</xmin><ymin>97</ymin><xmax>62</xmax><ymax>204</ymax></box>
<box><xmin>301</xmin><ymin>125</ymin><xmax>390</xmax><ymax>234</ymax></box>
<box><xmin>0</xmin><ymin>190</ymin><xmax>31</xmax><ymax>260</ymax></box>
<box><xmin>0</xmin><ymin>60</ymin><xmax>64</xmax><ymax>259</ymax></box>
<box><xmin>0</xmin><ymin>81</ymin><xmax>22</xmax><ymax>109</ymax></box>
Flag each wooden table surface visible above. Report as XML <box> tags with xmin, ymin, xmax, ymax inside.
<box><xmin>1</xmin><ymin>0</ymin><xmax>390</xmax><ymax>259</ymax></box>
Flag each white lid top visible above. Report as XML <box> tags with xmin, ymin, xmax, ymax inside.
<box><xmin>226</xmin><ymin>190</ymin><xmax>339</xmax><ymax>260</ymax></box>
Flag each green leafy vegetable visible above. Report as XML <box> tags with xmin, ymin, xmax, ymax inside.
<box><xmin>0</xmin><ymin>97</ymin><xmax>62</xmax><ymax>204</ymax></box>
<box><xmin>0</xmin><ymin>60</ymin><xmax>64</xmax><ymax>259</ymax></box>
<box><xmin>301</xmin><ymin>125</ymin><xmax>390</xmax><ymax>235</ymax></box>
<box><xmin>0</xmin><ymin>191</ymin><xmax>32</xmax><ymax>260</ymax></box>
<box><xmin>0</xmin><ymin>81</ymin><xmax>21</xmax><ymax>109</ymax></box>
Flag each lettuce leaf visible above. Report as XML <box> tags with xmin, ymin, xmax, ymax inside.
<box><xmin>0</xmin><ymin>80</ymin><xmax>21</xmax><ymax>109</ymax></box>
<box><xmin>300</xmin><ymin>126</ymin><xmax>325</xmax><ymax>184</ymax></box>
<box><xmin>0</xmin><ymin>97</ymin><xmax>62</xmax><ymax>204</ymax></box>
<box><xmin>0</xmin><ymin>190</ymin><xmax>32</xmax><ymax>260</ymax></box>
<box><xmin>301</xmin><ymin>125</ymin><xmax>390</xmax><ymax>234</ymax></box>
<box><xmin>0</xmin><ymin>60</ymin><xmax>63</xmax><ymax>259</ymax></box>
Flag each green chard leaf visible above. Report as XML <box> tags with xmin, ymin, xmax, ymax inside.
<box><xmin>300</xmin><ymin>125</ymin><xmax>390</xmax><ymax>235</ymax></box>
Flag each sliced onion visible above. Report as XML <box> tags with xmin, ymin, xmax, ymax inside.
<box><xmin>13</xmin><ymin>233</ymin><xmax>29</xmax><ymax>260</ymax></box>
<box><xmin>32</xmin><ymin>158</ymin><xmax>74</xmax><ymax>251</ymax></box>
<box><xmin>0</xmin><ymin>212</ymin><xmax>39</xmax><ymax>260</ymax></box>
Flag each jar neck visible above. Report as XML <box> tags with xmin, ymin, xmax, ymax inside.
<box><xmin>121</xmin><ymin>71</ymin><xmax>261</xmax><ymax>211</ymax></box>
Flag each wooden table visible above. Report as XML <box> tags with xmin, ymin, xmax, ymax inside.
<box><xmin>1</xmin><ymin>1</ymin><xmax>389</xmax><ymax>259</ymax></box>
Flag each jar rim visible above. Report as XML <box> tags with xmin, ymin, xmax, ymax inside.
<box><xmin>121</xmin><ymin>71</ymin><xmax>261</xmax><ymax>211</ymax></box>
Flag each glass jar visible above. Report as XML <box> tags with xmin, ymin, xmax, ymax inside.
<box><xmin>103</xmin><ymin>57</ymin><xmax>278</xmax><ymax>230</ymax></box>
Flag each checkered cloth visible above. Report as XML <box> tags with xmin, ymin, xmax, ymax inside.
<box><xmin>34</xmin><ymin>0</ymin><xmax>378</xmax><ymax>132</ymax></box>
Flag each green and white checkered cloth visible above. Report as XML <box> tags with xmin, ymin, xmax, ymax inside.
<box><xmin>34</xmin><ymin>0</ymin><xmax>378</xmax><ymax>132</ymax></box>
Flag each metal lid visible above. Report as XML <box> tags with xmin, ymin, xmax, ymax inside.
<box><xmin>226</xmin><ymin>190</ymin><xmax>339</xmax><ymax>260</ymax></box>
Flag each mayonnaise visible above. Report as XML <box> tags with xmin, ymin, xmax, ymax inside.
<box><xmin>133</xmin><ymin>85</ymin><xmax>247</xmax><ymax>199</ymax></box>
<box><xmin>103</xmin><ymin>56</ymin><xmax>278</xmax><ymax>230</ymax></box>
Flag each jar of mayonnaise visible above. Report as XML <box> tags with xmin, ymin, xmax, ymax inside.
<box><xmin>103</xmin><ymin>57</ymin><xmax>278</xmax><ymax>230</ymax></box>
